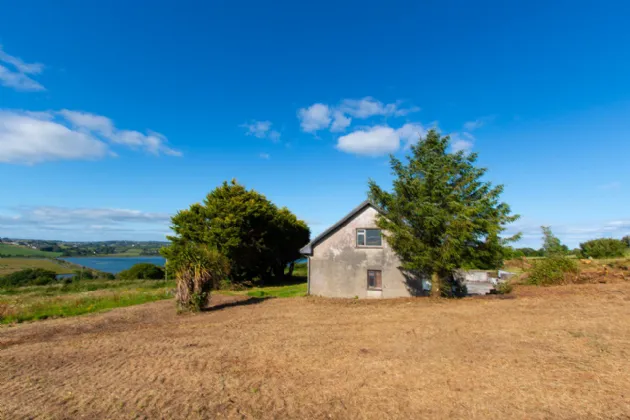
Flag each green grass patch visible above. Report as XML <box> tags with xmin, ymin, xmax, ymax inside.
<box><xmin>0</xmin><ymin>244</ymin><xmax>62</xmax><ymax>258</ymax></box>
<box><xmin>220</xmin><ymin>282</ymin><xmax>307</xmax><ymax>298</ymax></box>
<box><xmin>0</xmin><ymin>258</ymin><xmax>73</xmax><ymax>276</ymax></box>
<box><xmin>0</xmin><ymin>280</ymin><xmax>175</xmax><ymax>324</ymax></box>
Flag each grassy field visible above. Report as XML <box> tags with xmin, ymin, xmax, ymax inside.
<box><xmin>96</xmin><ymin>248</ymin><xmax>148</xmax><ymax>257</ymax></box>
<box><xmin>1</xmin><ymin>282</ymin><xmax>629</xmax><ymax>419</ymax></box>
<box><xmin>0</xmin><ymin>258</ymin><xmax>74</xmax><ymax>276</ymax></box>
<box><xmin>0</xmin><ymin>280</ymin><xmax>175</xmax><ymax>323</ymax></box>
<box><xmin>0</xmin><ymin>243</ymin><xmax>62</xmax><ymax>258</ymax></box>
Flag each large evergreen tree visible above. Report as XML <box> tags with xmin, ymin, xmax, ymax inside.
<box><xmin>369</xmin><ymin>129</ymin><xmax>520</xmax><ymax>297</ymax></box>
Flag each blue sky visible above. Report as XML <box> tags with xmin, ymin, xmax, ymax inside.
<box><xmin>1</xmin><ymin>0</ymin><xmax>629</xmax><ymax>248</ymax></box>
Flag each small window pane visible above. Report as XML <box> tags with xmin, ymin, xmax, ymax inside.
<box><xmin>368</xmin><ymin>270</ymin><xmax>382</xmax><ymax>289</ymax></box>
<box><xmin>357</xmin><ymin>230</ymin><xmax>365</xmax><ymax>246</ymax></box>
<box><xmin>365</xmin><ymin>229</ymin><xmax>382</xmax><ymax>246</ymax></box>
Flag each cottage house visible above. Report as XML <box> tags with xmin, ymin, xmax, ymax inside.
<box><xmin>300</xmin><ymin>200</ymin><xmax>428</xmax><ymax>298</ymax></box>
<box><xmin>300</xmin><ymin>200</ymin><xmax>511</xmax><ymax>298</ymax></box>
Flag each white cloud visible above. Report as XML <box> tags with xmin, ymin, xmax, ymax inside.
<box><xmin>335</xmin><ymin>123</ymin><xmax>427</xmax><ymax>156</ymax></box>
<box><xmin>259</xmin><ymin>152</ymin><xmax>270</xmax><ymax>159</ymax></box>
<box><xmin>330</xmin><ymin>111</ymin><xmax>351</xmax><ymax>132</ymax></box>
<box><xmin>59</xmin><ymin>110</ymin><xmax>180</xmax><ymax>156</ymax></box>
<box><xmin>336</xmin><ymin>126</ymin><xmax>400</xmax><ymax>156</ymax></box>
<box><xmin>299</xmin><ymin>97</ymin><xmax>419</xmax><ymax>134</ymax></box>
<box><xmin>0</xmin><ymin>45</ymin><xmax>45</xmax><ymax>92</ymax></box>
<box><xmin>449</xmin><ymin>132</ymin><xmax>474</xmax><ymax>153</ymax></box>
<box><xmin>59</xmin><ymin>109</ymin><xmax>114</xmax><ymax>135</ymax></box>
<box><xmin>240</xmin><ymin>120</ymin><xmax>281</xmax><ymax>141</ymax></box>
<box><xmin>297</xmin><ymin>103</ymin><xmax>331</xmax><ymax>133</ymax></box>
<box><xmin>0</xmin><ymin>109</ymin><xmax>181</xmax><ymax>164</ymax></box>
<box><xmin>0</xmin><ymin>111</ymin><xmax>109</xmax><ymax>164</ymax></box>
<box><xmin>397</xmin><ymin>123</ymin><xmax>426</xmax><ymax>148</ymax></box>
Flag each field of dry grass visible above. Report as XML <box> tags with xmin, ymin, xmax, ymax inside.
<box><xmin>1</xmin><ymin>283</ymin><xmax>630</xmax><ymax>419</ymax></box>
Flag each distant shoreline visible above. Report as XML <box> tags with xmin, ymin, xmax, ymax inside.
<box><xmin>61</xmin><ymin>255</ymin><xmax>163</xmax><ymax>259</ymax></box>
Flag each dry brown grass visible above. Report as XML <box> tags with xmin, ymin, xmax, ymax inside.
<box><xmin>1</xmin><ymin>284</ymin><xmax>630</xmax><ymax>419</ymax></box>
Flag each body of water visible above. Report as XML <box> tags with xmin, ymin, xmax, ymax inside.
<box><xmin>61</xmin><ymin>256</ymin><xmax>166</xmax><ymax>274</ymax></box>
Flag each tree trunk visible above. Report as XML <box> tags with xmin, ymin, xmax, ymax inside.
<box><xmin>288</xmin><ymin>262</ymin><xmax>295</xmax><ymax>279</ymax></box>
<box><xmin>430</xmin><ymin>272</ymin><xmax>441</xmax><ymax>297</ymax></box>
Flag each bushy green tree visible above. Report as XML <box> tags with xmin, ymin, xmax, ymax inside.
<box><xmin>579</xmin><ymin>238</ymin><xmax>627</xmax><ymax>259</ymax></box>
<box><xmin>622</xmin><ymin>235</ymin><xmax>630</xmax><ymax>248</ymax></box>
<box><xmin>117</xmin><ymin>263</ymin><xmax>165</xmax><ymax>280</ymax></box>
<box><xmin>165</xmin><ymin>180</ymin><xmax>309</xmax><ymax>284</ymax></box>
<box><xmin>368</xmin><ymin>129</ymin><xmax>520</xmax><ymax>297</ymax></box>
<box><xmin>162</xmin><ymin>243</ymin><xmax>230</xmax><ymax>311</ymax></box>
<box><xmin>541</xmin><ymin>226</ymin><xmax>568</xmax><ymax>256</ymax></box>
<box><xmin>0</xmin><ymin>268</ymin><xmax>58</xmax><ymax>287</ymax></box>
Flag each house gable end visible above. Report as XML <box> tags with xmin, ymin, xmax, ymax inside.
<box><xmin>300</xmin><ymin>200</ymin><xmax>384</xmax><ymax>255</ymax></box>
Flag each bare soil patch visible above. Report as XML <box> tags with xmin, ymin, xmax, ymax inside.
<box><xmin>1</xmin><ymin>285</ymin><xmax>630</xmax><ymax>419</ymax></box>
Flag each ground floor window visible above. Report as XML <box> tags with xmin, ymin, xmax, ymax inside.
<box><xmin>367</xmin><ymin>270</ymin><xmax>382</xmax><ymax>290</ymax></box>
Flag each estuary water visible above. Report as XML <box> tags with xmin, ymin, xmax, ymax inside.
<box><xmin>61</xmin><ymin>256</ymin><xmax>166</xmax><ymax>274</ymax></box>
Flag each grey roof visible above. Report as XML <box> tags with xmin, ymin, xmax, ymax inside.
<box><xmin>300</xmin><ymin>200</ymin><xmax>384</xmax><ymax>255</ymax></box>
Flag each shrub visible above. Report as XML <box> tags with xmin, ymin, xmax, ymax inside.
<box><xmin>526</xmin><ymin>256</ymin><xmax>579</xmax><ymax>286</ymax></box>
<box><xmin>0</xmin><ymin>268</ymin><xmax>58</xmax><ymax>287</ymax></box>
<box><xmin>495</xmin><ymin>280</ymin><xmax>513</xmax><ymax>294</ymax></box>
<box><xmin>162</xmin><ymin>243</ymin><xmax>230</xmax><ymax>311</ymax></box>
<box><xmin>118</xmin><ymin>263</ymin><xmax>165</xmax><ymax>280</ymax></box>
<box><xmin>579</xmin><ymin>238</ymin><xmax>628</xmax><ymax>259</ymax></box>
<box><xmin>622</xmin><ymin>236</ymin><xmax>630</xmax><ymax>248</ymax></box>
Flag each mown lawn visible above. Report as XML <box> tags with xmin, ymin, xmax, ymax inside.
<box><xmin>0</xmin><ymin>280</ymin><xmax>175</xmax><ymax>324</ymax></box>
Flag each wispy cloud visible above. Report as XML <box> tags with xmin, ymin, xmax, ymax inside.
<box><xmin>240</xmin><ymin>120</ymin><xmax>281</xmax><ymax>141</ymax></box>
<box><xmin>505</xmin><ymin>219</ymin><xmax>630</xmax><ymax>248</ymax></box>
<box><xmin>0</xmin><ymin>206</ymin><xmax>172</xmax><ymax>241</ymax></box>
<box><xmin>0</xmin><ymin>109</ymin><xmax>181</xmax><ymax>164</ymax></box>
<box><xmin>598</xmin><ymin>181</ymin><xmax>621</xmax><ymax>190</ymax></box>
<box><xmin>0</xmin><ymin>45</ymin><xmax>45</xmax><ymax>92</ymax></box>
<box><xmin>338</xmin><ymin>97</ymin><xmax>419</xmax><ymax>119</ymax></box>
<box><xmin>259</xmin><ymin>152</ymin><xmax>270</xmax><ymax>159</ymax></box>
<box><xmin>463</xmin><ymin>115</ymin><xmax>495</xmax><ymax>131</ymax></box>
<box><xmin>298</xmin><ymin>97</ymin><xmax>420</xmax><ymax>134</ymax></box>
<box><xmin>449</xmin><ymin>132</ymin><xmax>475</xmax><ymax>153</ymax></box>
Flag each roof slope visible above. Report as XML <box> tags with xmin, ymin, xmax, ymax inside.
<box><xmin>300</xmin><ymin>200</ymin><xmax>383</xmax><ymax>255</ymax></box>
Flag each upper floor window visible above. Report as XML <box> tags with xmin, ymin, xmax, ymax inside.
<box><xmin>357</xmin><ymin>228</ymin><xmax>382</xmax><ymax>247</ymax></box>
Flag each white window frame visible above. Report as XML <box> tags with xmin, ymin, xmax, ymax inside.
<box><xmin>356</xmin><ymin>228</ymin><xmax>382</xmax><ymax>248</ymax></box>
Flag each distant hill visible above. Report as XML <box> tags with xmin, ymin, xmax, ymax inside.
<box><xmin>0</xmin><ymin>243</ymin><xmax>63</xmax><ymax>258</ymax></box>
<box><xmin>0</xmin><ymin>239</ymin><xmax>168</xmax><ymax>257</ymax></box>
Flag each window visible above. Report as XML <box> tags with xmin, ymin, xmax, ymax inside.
<box><xmin>356</xmin><ymin>229</ymin><xmax>382</xmax><ymax>247</ymax></box>
<box><xmin>367</xmin><ymin>270</ymin><xmax>382</xmax><ymax>290</ymax></box>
